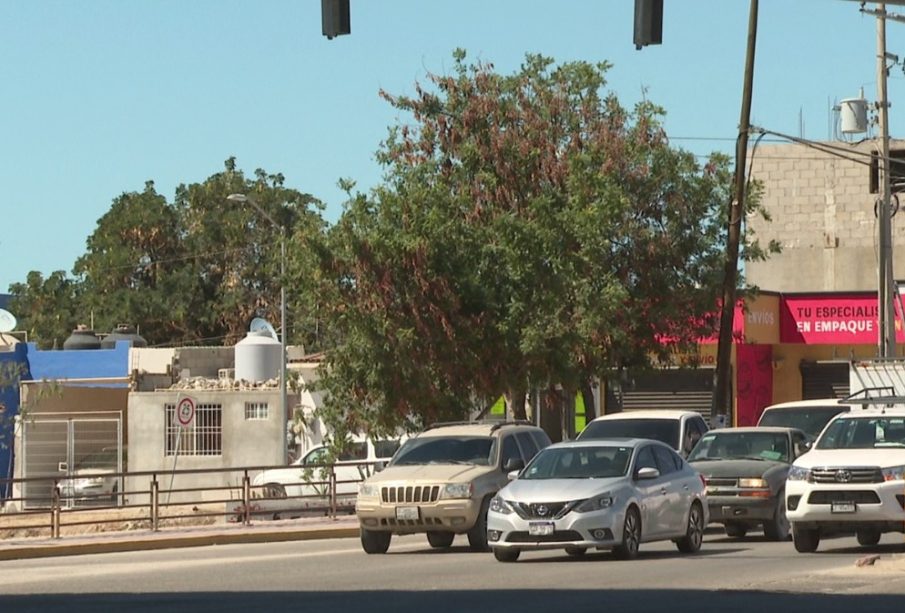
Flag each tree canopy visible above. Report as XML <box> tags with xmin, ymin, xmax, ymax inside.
<box><xmin>314</xmin><ymin>51</ymin><xmax>765</xmax><ymax>436</ymax></box>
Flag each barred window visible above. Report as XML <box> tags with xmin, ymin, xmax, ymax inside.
<box><xmin>244</xmin><ymin>402</ymin><xmax>269</xmax><ymax>420</ymax></box>
<box><xmin>165</xmin><ymin>403</ymin><xmax>222</xmax><ymax>456</ymax></box>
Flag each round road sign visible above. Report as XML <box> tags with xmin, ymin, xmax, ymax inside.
<box><xmin>176</xmin><ymin>396</ymin><xmax>196</xmax><ymax>427</ymax></box>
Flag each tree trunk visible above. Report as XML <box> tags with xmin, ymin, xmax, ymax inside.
<box><xmin>580</xmin><ymin>380</ymin><xmax>597</xmax><ymax>423</ymax></box>
<box><xmin>506</xmin><ymin>388</ymin><xmax>528</xmax><ymax>421</ymax></box>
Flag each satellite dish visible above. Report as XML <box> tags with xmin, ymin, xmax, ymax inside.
<box><xmin>0</xmin><ymin>308</ymin><xmax>16</xmax><ymax>333</ymax></box>
<box><xmin>249</xmin><ymin>317</ymin><xmax>279</xmax><ymax>340</ymax></box>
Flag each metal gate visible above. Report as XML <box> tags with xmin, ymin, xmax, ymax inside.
<box><xmin>800</xmin><ymin>361</ymin><xmax>850</xmax><ymax>400</ymax></box>
<box><xmin>22</xmin><ymin>416</ymin><xmax>122</xmax><ymax>509</ymax></box>
<box><xmin>605</xmin><ymin>368</ymin><xmax>716</xmax><ymax>426</ymax></box>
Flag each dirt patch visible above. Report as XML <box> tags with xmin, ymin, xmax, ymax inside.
<box><xmin>0</xmin><ymin>504</ymin><xmax>222</xmax><ymax>539</ymax></box>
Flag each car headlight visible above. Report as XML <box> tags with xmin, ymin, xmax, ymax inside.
<box><xmin>738</xmin><ymin>478</ymin><xmax>767</xmax><ymax>488</ymax></box>
<box><xmin>574</xmin><ymin>493</ymin><xmax>614</xmax><ymax>513</ymax></box>
<box><xmin>489</xmin><ymin>495</ymin><xmax>514</xmax><ymax>515</ymax></box>
<box><xmin>882</xmin><ymin>465</ymin><xmax>905</xmax><ymax>481</ymax></box>
<box><xmin>358</xmin><ymin>483</ymin><xmax>379</xmax><ymax>498</ymax></box>
<box><xmin>787</xmin><ymin>466</ymin><xmax>812</xmax><ymax>482</ymax></box>
<box><xmin>442</xmin><ymin>483</ymin><xmax>473</xmax><ymax>499</ymax></box>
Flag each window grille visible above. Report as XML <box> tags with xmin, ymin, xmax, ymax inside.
<box><xmin>165</xmin><ymin>403</ymin><xmax>222</xmax><ymax>456</ymax></box>
<box><xmin>244</xmin><ymin>402</ymin><xmax>269</xmax><ymax>420</ymax></box>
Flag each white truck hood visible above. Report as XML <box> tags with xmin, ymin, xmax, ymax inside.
<box><xmin>794</xmin><ymin>447</ymin><xmax>905</xmax><ymax>469</ymax></box>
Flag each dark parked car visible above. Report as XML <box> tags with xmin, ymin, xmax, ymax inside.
<box><xmin>687</xmin><ymin>427</ymin><xmax>811</xmax><ymax>541</ymax></box>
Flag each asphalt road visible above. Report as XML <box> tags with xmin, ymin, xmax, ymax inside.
<box><xmin>2</xmin><ymin>530</ymin><xmax>905</xmax><ymax>612</ymax></box>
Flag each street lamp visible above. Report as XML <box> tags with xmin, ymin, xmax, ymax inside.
<box><xmin>227</xmin><ymin>193</ymin><xmax>289</xmax><ymax>463</ymax></box>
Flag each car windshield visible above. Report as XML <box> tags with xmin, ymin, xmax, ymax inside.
<box><xmin>757</xmin><ymin>406</ymin><xmax>846</xmax><ymax>438</ymax></box>
<box><xmin>579</xmin><ymin>418</ymin><xmax>680</xmax><ymax>450</ymax></box>
<box><xmin>816</xmin><ymin>416</ymin><xmax>905</xmax><ymax>450</ymax></box>
<box><xmin>687</xmin><ymin>432</ymin><xmax>790</xmax><ymax>463</ymax></box>
<box><xmin>75</xmin><ymin>449</ymin><xmax>119</xmax><ymax>470</ymax></box>
<box><xmin>521</xmin><ymin>445</ymin><xmax>632</xmax><ymax>480</ymax></box>
<box><xmin>390</xmin><ymin>436</ymin><xmax>495</xmax><ymax>466</ymax></box>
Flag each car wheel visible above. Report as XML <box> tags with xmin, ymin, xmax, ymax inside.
<box><xmin>263</xmin><ymin>483</ymin><xmax>287</xmax><ymax>499</ymax></box>
<box><xmin>565</xmin><ymin>546</ymin><xmax>587</xmax><ymax>557</ymax></box>
<box><xmin>676</xmin><ymin>501</ymin><xmax>704</xmax><ymax>553</ymax></box>
<box><xmin>763</xmin><ymin>494</ymin><xmax>790</xmax><ymax>541</ymax></box>
<box><xmin>493</xmin><ymin>547</ymin><xmax>520</xmax><ymax>563</ymax></box>
<box><xmin>725</xmin><ymin>522</ymin><xmax>748</xmax><ymax>538</ymax></box>
<box><xmin>856</xmin><ymin>528</ymin><xmax>882</xmax><ymax>546</ymax></box>
<box><xmin>467</xmin><ymin>497</ymin><xmax>491</xmax><ymax>552</ymax></box>
<box><xmin>360</xmin><ymin>528</ymin><xmax>392</xmax><ymax>554</ymax></box>
<box><xmin>791</xmin><ymin>524</ymin><xmax>820</xmax><ymax>553</ymax></box>
<box><xmin>427</xmin><ymin>531</ymin><xmax>455</xmax><ymax>549</ymax></box>
<box><xmin>613</xmin><ymin>506</ymin><xmax>641</xmax><ymax>560</ymax></box>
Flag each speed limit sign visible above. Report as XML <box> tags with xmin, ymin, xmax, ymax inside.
<box><xmin>175</xmin><ymin>396</ymin><xmax>196</xmax><ymax>428</ymax></box>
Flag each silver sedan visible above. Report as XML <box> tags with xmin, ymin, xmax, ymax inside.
<box><xmin>487</xmin><ymin>438</ymin><xmax>708</xmax><ymax>562</ymax></box>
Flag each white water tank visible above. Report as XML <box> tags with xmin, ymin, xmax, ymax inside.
<box><xmin>840</xmin><ymin>96</ymin><xmax>868</xmax><ymax>134</ymax></box>
<box><xmin>235</xmin><ymin>330</ymin><xmax>281</xmax><ymax>382</ymax></box>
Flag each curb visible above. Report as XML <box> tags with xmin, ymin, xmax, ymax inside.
<box><xmin>0</xmin><ymin>526</ymin><xmax>360</xmax><ymax>561</ymax></box>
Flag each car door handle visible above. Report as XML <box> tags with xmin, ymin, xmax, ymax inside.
<box><xmin>660</xmin><ymin>487</ymin><xmax>668</xmax><ymax>495</ymax></box>
<box><xmin>683</xmin><ymin>484</ymin><xmax>690</xmax><ymax>491</ymax></box>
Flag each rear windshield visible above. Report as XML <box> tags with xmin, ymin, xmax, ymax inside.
<box><xmin>757</xmin><ymin>406</ymin><xmax>846</xmax><ymax>438</ymax></box>
<box><xmin>578</xmin><ymin>418</ymin><xmax>680</xmax><ymax>450</ymax></box>
<box><xmin>390</xmin><ymin>436</ymin><xmax>495</xmax><ymax>466</ymax></box>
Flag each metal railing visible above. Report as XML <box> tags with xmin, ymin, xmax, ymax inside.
<box><xmin>0</xmin><ymin>461</ymin><xmax>379</xmax><ymax>540</ymax></box>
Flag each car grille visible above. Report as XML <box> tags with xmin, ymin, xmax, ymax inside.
<box><xmin>810</xmin><ymin>467</ymin><xmax>882</xmax><ymax>484</ymax></box>
<box><xmin>704</xmin><ymin>478</ymin><xmax>738</xmax><ymax>487</ymax></box>
<box><xmin>381</xmin><ymin>485</ymin><xmax>441</xmax><ymax>504</ymax></box>
<box><xmin>807</xmin><ymin>490</ymin><xmax>881</xmax><ymax>504</ymax></box>
<box><xmin>513</xmin><ymin>501</ymin><xmax>573</xmax><ymax>520</ymax></box>
<box><xmin>506</xmin><ymin>530</ymin><xmax>583</xmax><ymax>543</ymax></box>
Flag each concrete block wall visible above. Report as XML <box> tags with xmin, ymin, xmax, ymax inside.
<box><xmin>745</xmin><ymin>140</ymin><xmax>905</xmax><ymax>292</ymax></box>
<box><xmin>172</xmin><ymin>347</ymin><xmax>234</xmax><ymax>379</ymax></box>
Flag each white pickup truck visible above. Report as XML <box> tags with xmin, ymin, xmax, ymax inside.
<box><xmin>251</xmin><ymin>437</ymin><xmax>403</xmax><ymax>515</ymax></box>
<box><xmin>786</xmin><ymin>406</ymin><xmax>905</xmax><ymax>552</ymax></box>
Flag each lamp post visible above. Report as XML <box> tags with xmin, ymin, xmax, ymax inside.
<box><xmin>227</xmin><ymin>193</ymin><xmax>289</xmax><ymax>463</ymax></box>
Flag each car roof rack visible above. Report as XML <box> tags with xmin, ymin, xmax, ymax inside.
<box><xmin>423</xmin><ymin>419</ymin><xmax>535</xmax><ymax>432</ymax></box>
<box><xmin>842</xmin><ymin>386</ymin><xmax>896</xmax><ymax>403</ymax></box>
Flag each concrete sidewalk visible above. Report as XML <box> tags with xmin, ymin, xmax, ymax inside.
<box><xmin>0</xmin><ymin>515</ymin><xmax>360</xmax><ymax>561</ymax></box>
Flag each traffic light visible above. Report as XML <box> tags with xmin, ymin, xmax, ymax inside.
<box><xmin>634</xmin><ymin>0</ymin><xmax>663</xmax><ymax>50</ymax></box>
<box><xmin>322</xmin><ymin>0</ymin><xmax>350</xmax><ymax>40</ymax></box>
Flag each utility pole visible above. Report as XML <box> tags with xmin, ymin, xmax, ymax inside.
<box><xmin>712</xmin><ymin>0</ymin><xmax>758</xmax><ymax>427</ymax></box>
<box><xmin>876</xmin><ymin>3</ymin><xmax>897</xmax><ymax>357</ymax></box>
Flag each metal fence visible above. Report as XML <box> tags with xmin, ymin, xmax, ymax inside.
<box><xmin>0</xmin><ymin>461</ymin><xmax>378</xmax><ymax>540</ymax></box>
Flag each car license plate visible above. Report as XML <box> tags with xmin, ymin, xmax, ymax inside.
<box><xmin>831</xmin><ymin>501</ymin><xmax>856</xmax><ymax>514</ymax></box>
<box><xmin>395</xmin><ymin>506</ymin><xmax>419</xmax><ymax>520</ymax></box>
<box><xmin>528</xmin><ymin>521</ymin><xmax>555</xmax><ymax>536</ymax></box>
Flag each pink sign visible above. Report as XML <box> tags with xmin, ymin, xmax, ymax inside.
<box><xmin>780</xmin><ymin>294</ymin><xmax>902</xmax><ymax>344</ymax></box>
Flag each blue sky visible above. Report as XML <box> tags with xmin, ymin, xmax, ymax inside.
<box><xmin>0</xmin><ymin>0</ymin><xmax>900</xmax><ymax>294</ymax></box>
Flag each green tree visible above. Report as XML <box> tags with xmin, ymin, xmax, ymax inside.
<box><xmin>316</xmin><ymin>51</ymin><xmax>769</xmax><ymax>436</ymax></box>
<box><xmin>8</xmin><ymin>271</ymin><xmax>81</xmax><ymax>349</ymax></box>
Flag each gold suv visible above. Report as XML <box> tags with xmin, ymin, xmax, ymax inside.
<box><xmin>355</xmin><ymin>421</ymin><xmax>551</xmax><ymax>553</ymax></box>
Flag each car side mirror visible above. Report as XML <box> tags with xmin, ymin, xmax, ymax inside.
<box><xmin>503</xmin><ymin>458</ymin><xmax>525</xmax><ymax>473</ymax></box>
<box><xmin>507</xmin><ymin>469</ymin><xmax>520</xmax><ymax>481</ymax></box>
<box><xmin>635</xmin><ymin>466</ymin><xmax>660</xmax><ymax>480</ymax></box>
<box><xmin>373</xmin><ymin>461</ymin><xmax>387</xmax><ymax>473</ymax></box>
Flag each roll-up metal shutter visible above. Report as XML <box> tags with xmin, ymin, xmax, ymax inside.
<box><xmin>605</xmin><ymin>368</ymin><xmax>717</xmax><ymax>426</ymax></box>
<box><xmin>800</xmin><ymin>361</ymin><xmax>849</xmax><ymax>400</ymax></box>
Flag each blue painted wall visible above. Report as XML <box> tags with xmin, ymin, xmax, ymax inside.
<box><xmin>26</xmin><ymin>340</ymin><xmax>131</xmax><ymax>382</ymax></box>
<box><xmin>0</xmin><ymin>340</ymin><xmax>131</xmax><ymax>498</ymax></box>
<box><xmin>0</xmin><ymin>343</ymin><xmax>30</xmax><ymax>494</ymax></box>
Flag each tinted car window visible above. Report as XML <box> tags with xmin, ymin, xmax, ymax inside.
<box><xmin>634</xmin><ymin>445</ymin><xmax>658</xmax><ymax>474</ymax></box>
<box><xmin>817</xmin><ymin>416</ymin><xmax>905</xmax><ymax>450</ymax></box>
<box><xmin>514</xmin><ymin>432</ymin><xmax>539</xmax><ymax>461</ymax></box>
<box><xmin>373</xmin><ymin>439</ymin><xmax>401</xmax><ymax>459</ymax></box>
<box><xmin>522</xmin><ymin>445</ymin><xmax>632</xmax><ymax>479</ymax></box>
<box><xmin>758</xmin><ymin>406</ymin><xmax>847</xmax><ymax>438</ymax></box>
<box><xmin>501</xmin><ymin>435</ymin><xmax>523</xmax><ymax>469</ymax></box>
<box><xmin>391</xmin><ymin>436</ymin><xmax>495</xmax><ymax>465</ymax></box>
<box><xmin>530</xmin><ymin>429</ymin><xmax>552</xmax><ymax>451</ymax></box>
<box><xmin>652</xmin><ymin>445</ymin><xmax>681</xmax><ymax>474</ymax></box>
<box><xmin>302</xmin><ymin>447</ymin><xmax>329</xmax><ymax>465</ymax></box>
<box><xmin>580</xmin><ymin>418</ymin><xmax>681</xmax><ymax>450</ymax></box>
<box><xmin>338</xmin><ymin>442</ymin><xmax>368</xmax><ymax>461</ymax></box>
